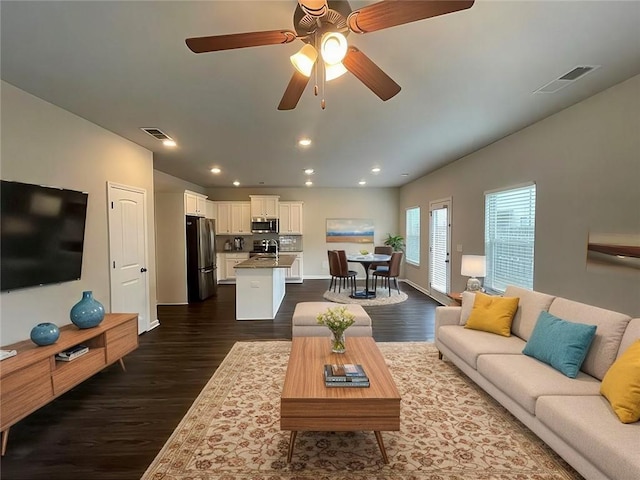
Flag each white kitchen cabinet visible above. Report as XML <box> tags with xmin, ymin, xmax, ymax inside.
<box><xmin>216</xmin><ymin>253</ymin><xmax>225</xmax><ymax>281</ymax></box>
<box><xmin>279</xmin><ymin>201</ymin><xmax>304</xmax><ymax>234</ymax></box>
<box><xmin>214</xmin><ymin>202</ymin><xmax>250</xmax><ymax>234</ymax></box>
<box><xmin>250</xmin><ymin>195</ymin><xmax>279</xmax><ymax>218</ymax></box>
<box><xmin>285</xmin><ymin>252</ymin><xmax>303</xmax><ymax>283</ymax></box>
<box><xmin>184</xmin><ymin>190</ymin><xmax>207</xmax><ymax>217</ymax></box>
<box><xmin>221</xmin><ymin>253</ymin><xmax>249</xmax><ymax>281</ymax></box>
<box><xmin>231</xmin><ymin>202</ymin><xmax>252</xmax><ymax>234</ymax></box>
<box><xmin>205</xmin><ymin>200</ymin><xmax>216</xmax><ymax>220</ymax></box>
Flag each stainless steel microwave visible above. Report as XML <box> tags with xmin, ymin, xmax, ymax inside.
<box><xmin>251</xmin><ymin>218</ymin><xmax>279</xmax><ymax>233</ymax></box>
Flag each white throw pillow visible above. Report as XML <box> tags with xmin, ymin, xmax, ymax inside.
<box><xmin>459</xmin><ymin>291</ymin><xmax>477</xmax><ymax>325</ymax></box>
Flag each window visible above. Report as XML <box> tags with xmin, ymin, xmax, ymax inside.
<box><xmin>485</xmin><ymin>183</ymin><xmax>536</xmax><ymax>293</ymax></box>
<box><xmin>429</xmin><ymin>199</ymin><xmax>451</xmax><ymax>294</ymax></box>
<box><xmin>406</xmin><ymin>207</ymin><xmax>420</xmax><ymax>265</ymax></box>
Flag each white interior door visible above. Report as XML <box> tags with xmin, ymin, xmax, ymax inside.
<box><xmin>108</xmin><ymin>182</ymin><xmax>150</xmax><ymax>333</ymax></box>
<box><xmin>429</xmin><ymin>198</ymin><xmax>451</xmax><ymax>295</ymax></box>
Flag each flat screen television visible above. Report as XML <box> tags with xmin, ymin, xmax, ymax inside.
<box><xmin>1</xmin><ymin>180</ymin><xmax>89</xmax><ymax>292</ymax></box>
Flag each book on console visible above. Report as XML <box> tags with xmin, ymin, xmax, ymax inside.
<box><xmin>56</xmin><ymin>344</ymin><xmax>89</xmax><ymax>361</ymax></box>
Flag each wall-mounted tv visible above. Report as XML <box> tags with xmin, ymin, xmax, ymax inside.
<box><xmin>1</xmin><ymin>180</ymin><xmax>89</xmax><ymax>292</ymax></box>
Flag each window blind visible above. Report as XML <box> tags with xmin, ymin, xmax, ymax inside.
<box><xmin>485</xmin><ymin>184</ymin><xmax>536</xmax><ymax>292</ymax></box>
<box><xmin>406</xmin><ymin>207</ymin><xmax>420</xmax><ymax>265</ymax></box>
<box><xmin>430</xmin><ymin>206</ymin><xmax>448</xmax><ymax>293</ymax></box>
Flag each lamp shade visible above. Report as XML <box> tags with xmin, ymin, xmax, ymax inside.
<box><xmin>290</xmin><ymin>44</ymin><xmax>318</xmax><ymax>77</ymax></box>
<box><xmin>325</xmin><ymin>62</ymin><xmax>347</xmax><ymax>81</ymax></box>
<box><xmin>461</xmin><ymin>255</ymin><xmax>486</xmax><ymax>277</ymax></box>
<box><xmin>320</xmin><ymin>32</ymin><xmax>348</xmax><ymax>65</ymax></box>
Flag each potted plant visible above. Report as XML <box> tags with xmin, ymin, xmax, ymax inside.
<box><xmin>384</xmin><ymin>233</ymin><xmax>405</xmax><ymax>252</ymax></box>
<box><xmin>316</xmin><ymin>306</ymin><xmax>355</xmax><ymax>353</ymax></box>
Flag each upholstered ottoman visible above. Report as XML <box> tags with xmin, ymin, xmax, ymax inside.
<box><xmin>292</xmin><ymin>302</ymin><xmax>372</xmax><ymax>337</ymax></box>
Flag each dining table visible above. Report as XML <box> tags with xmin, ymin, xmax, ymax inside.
<box><xmin>346</xmin><ymin>253</ymin><xmax>392</xmax><ymax>299</ymax></box>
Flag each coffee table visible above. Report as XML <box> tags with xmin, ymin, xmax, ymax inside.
<box><xmin>280</xmin><ymin>336</ymin><xmax>401</xmax><ymax>463</ymax></box>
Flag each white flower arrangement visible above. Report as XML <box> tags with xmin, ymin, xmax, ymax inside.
<box><xmin>316</xmin><ymin>306</ymin><xmax>355</xmax><ymax>335</ymax></box>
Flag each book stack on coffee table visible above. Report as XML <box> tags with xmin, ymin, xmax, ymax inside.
<box><xmin>324</xmin><ymin>363</ymin><xmax>370</xmax><ymax>388</ymax></box>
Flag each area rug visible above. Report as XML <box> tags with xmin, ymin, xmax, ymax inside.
<box><xmin>140</xmin><ymin>341</ymin><xmax>582</xmax><ymax>480</ymax></box>
<box><xmin>323</xmin><ymin>288</ymin><xmax>408</xmax><ymax>306</ymax></box>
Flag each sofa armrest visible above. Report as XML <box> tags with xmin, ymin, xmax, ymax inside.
<box><xmin>436</xmin><ymin>306</ymin><xmax>462</xmax><ymax>331</ymax></box>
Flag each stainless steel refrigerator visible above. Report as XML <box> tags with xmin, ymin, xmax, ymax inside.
<box><xmin>186</xmin><ymin>216</ymin><xmax>217</xmax><ymax>302</ymax></box>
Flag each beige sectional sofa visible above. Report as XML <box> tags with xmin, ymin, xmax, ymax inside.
<box><xmin>435</xmin><ymin>285</ymin><xmax>639</xmax><ymax>480</ymax></box>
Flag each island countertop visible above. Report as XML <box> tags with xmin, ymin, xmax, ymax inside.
<box><xmin>234</xmin><ymin>254</ymin><xmax>296</xmax><ymax>269</ymax></box>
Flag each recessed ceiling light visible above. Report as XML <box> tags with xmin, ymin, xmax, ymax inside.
<box><xmin>371</xmin><ymin>167</ymin><xmax>381</xmax><ymax>173</ymax></box>
<box><xmin>210</xmin><ymin>167</ymin><xmax>221</xmax><ymax>174</ymax></box>
<box><xmin>233</xmin><ymin>181</ymin><xmax>240</xmax><ymax>187</ymax></box>
<box><xmin>401</xmin><ymin>173</ymin><xmax>409</xmax><ymax>177</ymax></box>
<box><xmin>162</xmin><ymin>139</ymin><xmax>177</xmax><ymax>147</ymax></box>
<box><xmin>305</xmin><ymin>180</ymin><xmax>313</xmax><ymax>186</ymax></box>
<box><xmin>358</xmin><ymin>180</ymin><xmax>366</xmax><ymax>186</ymax></box>
<box><xmin>304</xmin><ymin>168</ymin><xmax>314</xmax><ymax>175</ymax></box>
<box><xmin>298</xmin><ymin>138</ymin><xmax>312</xmax><ymax>147</ymax></box>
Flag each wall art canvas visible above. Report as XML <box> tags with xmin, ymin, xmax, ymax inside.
<box><xmin>586</xmin><ymin>232</ymin><xmax>640</xmax><ymax>271</ymax></box>
<box><xmin>326</xmin><ymin>218</ymin><xmax>374</xmax><ymax>243</ymax></box>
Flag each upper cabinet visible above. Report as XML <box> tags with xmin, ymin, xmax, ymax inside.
<box><xmin>184</xmin><ymin>190</ymin><xmax>207</xmax><ymax>217</ymax></box>
<box><xmin>250</xmin><ymin>195</ymin><xmax>279</xmax><ymax>218</ymax></box>
<box><xmin>205</xmin><ymin>200</ymin><xmax>216</xmax><ymax>220</ymax></box>
<box><xmin>215</xmin><ymin>201</ymin><xmax>251</xmax><ymax>234</ymax></box>
<box><xmin>279</xmin><ymin>201</ymin><xmax>304</xmax><ymax>234</ymax></box>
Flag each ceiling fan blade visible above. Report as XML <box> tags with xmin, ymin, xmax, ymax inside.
<box><xmin>298</xmin><ymin>0</ymin><xmax>328</xmax><ymax>17</ymax></box>
<box><xmin>348</xmin><ymin>0</ymin><xmax>474</xmax><ymax>34</ymax></box>
<box><xmin>343</xmin><ymin>47</ymin><xmax>401</xmax><ymax>101</ymax></box>
<box><xmin>278</xmin><ymin>70</ymin><xmax>312</xmax><ymax>110</ymax></box>
<box><xmin>186</xmin><ymin>30</ymin><xmax>297</xmax><ymax>53</ymax></box>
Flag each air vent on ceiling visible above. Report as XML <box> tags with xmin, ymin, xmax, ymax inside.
<box><xmin>534</xmin><ymin>65</ymin><xmax>600</xmax><ymax>94</ymax></box>
<box><xmin>141</xmin><ymin>127</ymin><xmax>172</xmax><ymax>141</ymax></box>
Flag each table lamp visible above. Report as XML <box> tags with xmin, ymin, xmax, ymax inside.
<box><xmin>461</xmin><ymin>255</ymin><xmax>486</xmax><ymax>291</ymax></box>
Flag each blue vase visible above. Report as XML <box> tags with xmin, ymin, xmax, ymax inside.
<box><xmin>70</xmin><ymin>291</ymin><xmax>105</xmax><ymax>329</ymax></box>
<box><xmin>30</xmin><ymin>322</ymin><xmax>60</xmax><ymax>346</ymax></box>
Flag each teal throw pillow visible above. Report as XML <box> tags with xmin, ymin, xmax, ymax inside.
<box><xmin>522</xmin><ymin>311</ymin><xmax>597</xmax><ymax>378</ymax></box>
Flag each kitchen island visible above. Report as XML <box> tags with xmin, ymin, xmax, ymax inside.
<box><xmin>234</xmin><ymin>254</ymin><xmax>296</xmax><ymax>320</ymax></box>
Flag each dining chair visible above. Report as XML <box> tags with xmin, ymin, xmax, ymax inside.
<box><xmin>335</xmin><ymin>250</ymin><xmax>357</xmax><ymax>295</ymax></box>
<box><xmin>373</xmin><ymin>251</ymin><xmax>403</xmax><ymax>295</ymax></box>
<box><xmin>327</xmin><ymin>250</ymin><xmax>356</xmax><ymax>294</ymax></box>
<box><xmin>369</xmin><ymin>245</ymin><xmax>393</xmax><ymax>273</ymax></box>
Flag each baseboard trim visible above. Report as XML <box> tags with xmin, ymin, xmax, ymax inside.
<box><xmin>147</xmin><ymin>319</ymin><xmax>160</xmax><ymax>331</ymax></box>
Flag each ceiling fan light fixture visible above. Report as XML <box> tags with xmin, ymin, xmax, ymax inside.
<box><xmin>325</xmin><ymin>62</ymin><xmax>347</xmax><ymax>81</ymax></box>
<box><xmin>290</xmin><ymin>44</ymin><xmax>318</xmax><ymax>77</ymax></box>
<box><xmin>320</xmin><ymin>32</ymin><xmax>347</xmax><ymax>65</ymax></box>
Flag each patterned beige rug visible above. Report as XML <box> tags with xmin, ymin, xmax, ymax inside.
<box><xmin>141</xmin><ymin>341</ymin><xmax>582</xmax><ymax>480</ymax></box>
<box><xmin>323</xmin><ymin>288</ymin><xmax>408</xmax><ymax>305</ymax></box>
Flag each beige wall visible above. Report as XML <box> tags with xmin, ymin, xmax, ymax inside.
<box><xmin>400</xmin><ymin>74</ymin><xmax>640</xmax><ymax>317</ymax></box>
<box><xmin>154</xmin><ymin>192</ymin><xmax>188</xmax><ymax>303</ymax></box>
<box><xmin>207</xmin><ymin>187</ymin><xmax>400</xmax><ymax>279</ymax></box>
<box><xmin>0</xmin><ymin>81</ymin><xmax>157</xmax><ymax>345</ymax></box>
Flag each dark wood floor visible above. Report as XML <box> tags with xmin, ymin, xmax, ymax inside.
<box><xmin>0</xmin><ymin>280</ymin><xmax>440</xmax><ymax>480</ymax></box>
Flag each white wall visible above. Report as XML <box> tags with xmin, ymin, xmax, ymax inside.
<box><xmin>400</xmin><ymin>75</ymin><xmax>640</xmax><ymax>317</ymax></box>
<box><xmin>0</xmin><ymin>81</ymin><xmax>157</xmax><ymax>345</ymax></box>
<box><xmin>206</xmin><ymin>187</ymin><xmax>400</xmax><ymax>279</ymax></box>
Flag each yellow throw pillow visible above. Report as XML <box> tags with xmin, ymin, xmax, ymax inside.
<box><xmin>600</xmin><ymin>340</ymin><xmax>640</xmax><ymax>424</ymax></box>
<box><xmin>464</xmin><ymin>292</ymin><xmax>519</xmax><ymax>337</ymax></box>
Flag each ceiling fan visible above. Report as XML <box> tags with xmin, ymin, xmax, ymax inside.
<box><xmin>186</xmin><ymin>1</ymin><xmax>474</xmax><ymax>110</ymax></box>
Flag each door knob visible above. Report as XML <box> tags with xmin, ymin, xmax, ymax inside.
<box><xmin>140</xmin><ymin>267</ymin><xmax>148</xmax><ymax>273</ymax></box>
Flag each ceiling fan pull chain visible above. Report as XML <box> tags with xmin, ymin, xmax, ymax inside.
<box><xmin>321</xmin><ymin>60</ymin><xmax>326</xmax><ymax>110</ymax></box>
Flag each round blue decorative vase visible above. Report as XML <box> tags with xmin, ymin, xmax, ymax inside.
<box><xmin>70</xmin><ymin>291</ymin><xmax>105</xmax><ymax>329</ymax></box>
<box><xmin>30</xmin><ymin>322</ymin><xmax>60</xmax><ymax>346</ymax></box>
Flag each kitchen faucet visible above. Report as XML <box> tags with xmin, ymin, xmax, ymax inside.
<box><xmin>267</xmin><ymin>239</ymin><xmax>278</xmax><ymax>258</ymax></box>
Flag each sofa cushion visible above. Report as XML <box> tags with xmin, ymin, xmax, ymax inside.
<box><xmin>504</xmin><ymin>285</ymin><xmax>555</xmax><ymax>341</ymax></box>
<box><xmin>477</xmin><ymin>354</ymin><xmax>601</xmax><ymax>415</ymax></box>
<box><xmin>600</xmin><ymin>340</ymin><xmax>640</xmax><ymax>423</ymax></box>
<box><xmin>536</xmin><ymin>395</ymin><xmax>640</xmax><ymax>480</ymax></box>
<box><xmin>464</xmin><ymin>292</ymin><xmax>519</xmax><ymax>337</ymax></box>
<box><xmin>522</xmin><ymin>311</ymin><xmax>597</xmax><ymax>378</ymax></box>
<box><xmin>438</xmin><ymin>325</ymin><xmax>526</xmax><ymax>369</ymax></box>
<box><xmin>549</xmin><ymin>297</ymin><xmax>631</xmax><ymax>380</ymax></box>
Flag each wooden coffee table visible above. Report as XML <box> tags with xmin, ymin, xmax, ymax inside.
<box><xmin>280</xmin><ymin>336</ymin><xmax>401</xmax><ymax>463</ymax></box>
